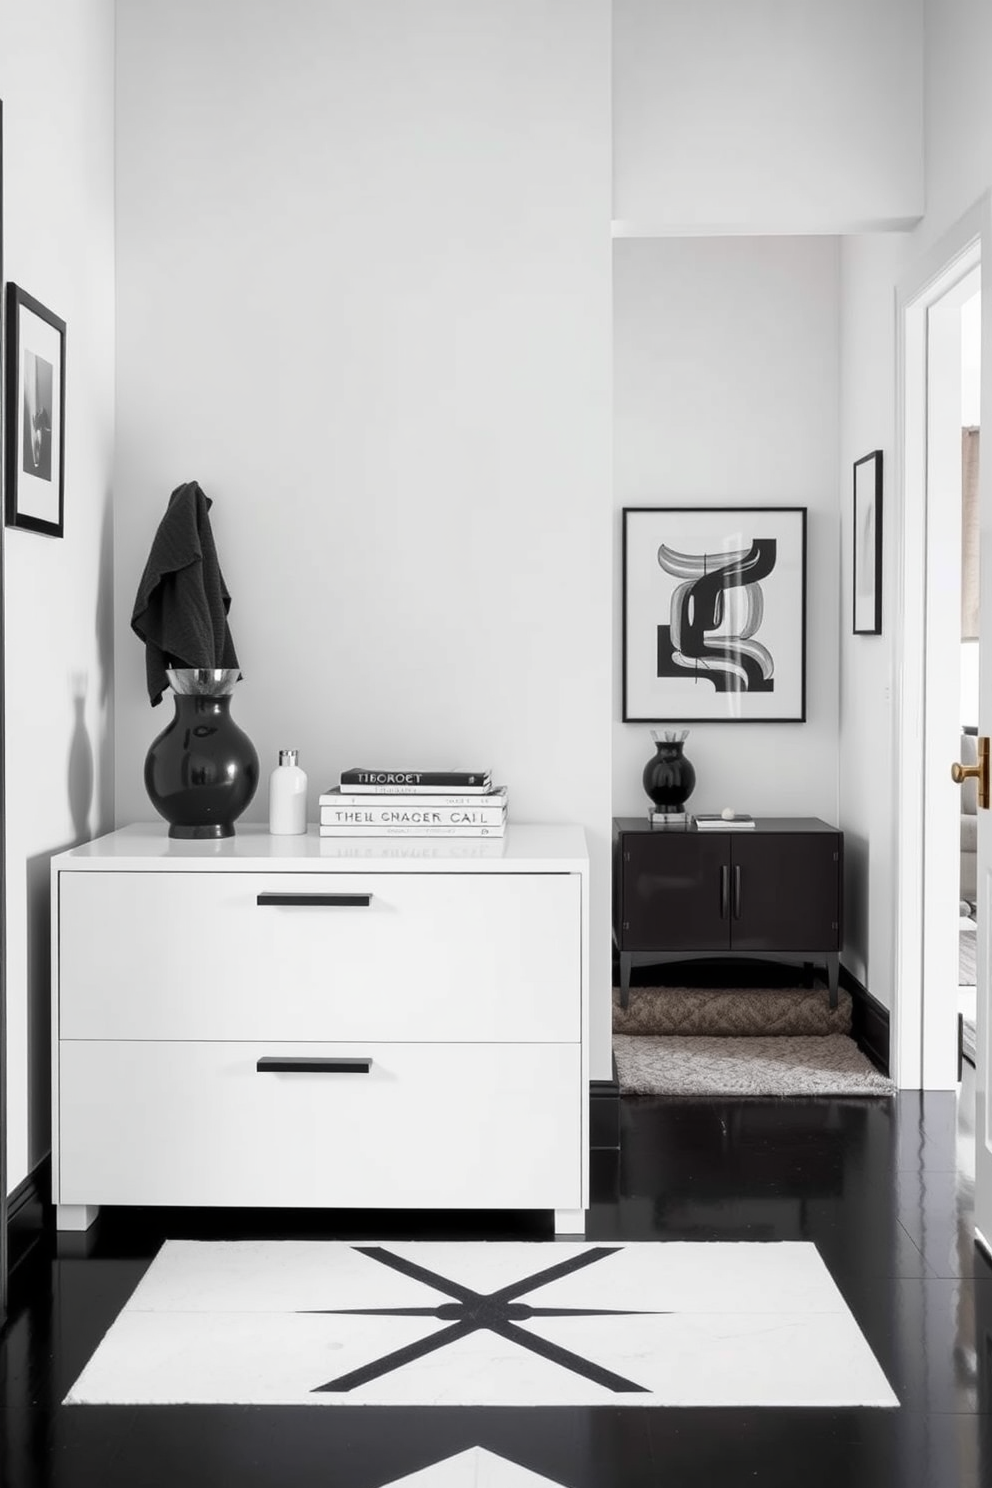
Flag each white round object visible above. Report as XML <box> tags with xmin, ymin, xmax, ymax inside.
<box><xmin>721</xmin><ymin>807</ymin><xmax>736</xmax><ymax>820</ymax></box>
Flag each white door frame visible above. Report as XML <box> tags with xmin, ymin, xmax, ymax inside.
<box><xmin>893</xmin><ymin>195</ymin><xmax>988</xmax><ymax>1088</ymax></box>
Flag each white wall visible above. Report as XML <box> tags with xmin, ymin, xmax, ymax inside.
<box><xmin>924</xmin><ymin>0</ymin><xmax>992</xmax><ymax>242</ymax></box>
<box><xmin>614</xmin><ymin>236</ymin><xmax>840</xmax><ymax>822</ymax></box>
<box><xmin>963</xmin><ymin>291</ymin><xmax>982</xmax><ymax>426</ymax></box>
<box><xmin>613</xmin><ymin>0</ymin><xmax>924</xmax><ymax>234</ymax></box>
<box><xmin>0</xmin><ymin>0</ymin><xmax>116</xmax><ymax>1191</ymax></box>
<box><xmin>114</xmin><ymin>0</ymin><xmax>615</xmax><ymax>1076</ymax></box>
<box><xmin>837</xmin><ymin>232</ymin><xmax>906</xmax><ymax>999</ymax></box>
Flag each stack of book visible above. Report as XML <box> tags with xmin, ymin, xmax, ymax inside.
<box><xmin>693</xmin><ymin>812</ymin><xmax>756</xmax><ymax>831</ymax></box>
<box><xmin>318</xmin><ymin>768</ymin><xmax>507</xmax><ymax>837</ymax></box>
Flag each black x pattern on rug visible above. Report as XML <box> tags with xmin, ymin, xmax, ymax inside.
<box><xmin>305</xmin><ymin>1245</ymin><xmax>662</xmax><ymax>1395</ymax></box>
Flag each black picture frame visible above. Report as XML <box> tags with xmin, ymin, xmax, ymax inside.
<box><xmin>852</xmin><ymin>450</ymin><xmax>883</xmax><ymax>635</ymax></box>
<box><xmin>622</xmin><ymin>505</ymin><xmax>808</xmax><ymax>723</ymax></box>
<box><xmin>4</xmin><ymin>282</ymin><xmax>65</xmax><ymax>538</ymax></box>
<box><xmin>0</xmin><ymin>95</ymin><xmax>7</xmax><ymax>1328</ymax></box>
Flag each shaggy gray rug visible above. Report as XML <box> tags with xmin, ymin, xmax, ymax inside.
<box><xmin>613</xmin><ymin>1033</ymin><xmax>895</xmax><ymax>1097</ymax></box>
<box><xmin>613</xmin><ymin>984</ymin><xmax>852</xmax><ymax>1037</ymax></box>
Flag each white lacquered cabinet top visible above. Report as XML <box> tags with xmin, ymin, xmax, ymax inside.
<box><xmin>53</xmin><ymin>822</ymin><xmax>589</xmax><ymax>874</ymax></box>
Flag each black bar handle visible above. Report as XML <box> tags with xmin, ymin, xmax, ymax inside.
<box><xmin>256</xmin><ymin>1056</ymin><xmax>372</xmax><ymax>1074</ymax></box>
<box><xmin>733</xmin><ymin>865</ymin><xmax>742</xmax><ymax>920</ymax></box>
<box><xmin>719</xmin><ymin>865</ymin><xmax>729</xmax><ymax>920</ymax></box>
<box><xmin>256</xmin><ymin>893</ymin><xmax>372</xmax><ymax>908</ymax></box>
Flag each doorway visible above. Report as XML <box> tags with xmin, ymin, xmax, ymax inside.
<box><xmin>894</xmin><ymin>206</ymin><xmax>984</xmax><ymax>1094</ymax></box>
<box><xmin>893</xmin><ymin>208</ymin><xmax>989</xmax><ymax>1267</ymax></box>
<box><xmin>922</xmin><ymin>266</ymin><xmax>981</xmax><ymax>1095</ymax></box>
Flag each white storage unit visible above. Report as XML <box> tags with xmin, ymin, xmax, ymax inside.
<box><xmin>51</xmin><ymin>824</ymin><xmax>589</xmax><ymax>1233</ymax></box>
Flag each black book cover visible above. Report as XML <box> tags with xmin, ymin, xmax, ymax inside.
<box><xmin>340</xmin><ymin>768</ymin><xmax>491</xmax><ymax>788</ymax></box>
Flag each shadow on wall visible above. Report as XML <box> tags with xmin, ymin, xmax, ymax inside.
<box><xmin>95</xmin><ymin>489</ymin><xmax>113</xmax><ymax>716</ymax></box>
<box><xmin>68</xmin><ymin>672</ymin><xmax>94</xmax><ymax>843</ymax></box>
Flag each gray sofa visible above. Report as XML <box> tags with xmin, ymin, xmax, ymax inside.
<box><xmin>961</xmin><ymin>730</ymin><xmax>977</xmax><ymax>908</ymax></box>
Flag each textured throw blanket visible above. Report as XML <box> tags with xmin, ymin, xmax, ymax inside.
<box><xmin>130</xmin><ymin>481</ymin><xmax>241</xmax><ymax>705</ymax></box>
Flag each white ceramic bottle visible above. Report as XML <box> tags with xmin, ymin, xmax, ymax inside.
<box><xmin>268</xmin><ymin>749</ymin><xmax>308</xmax><ymax>834</ymax></box>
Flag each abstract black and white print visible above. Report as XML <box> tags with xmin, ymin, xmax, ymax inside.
<box><xmin>623</xmin><ymin>507</ymin><xmax>807</xmax><ymax>722</ymax></box>
<box><xmin>21</xmin><ymin>350</ymin><xmax>53</xmax><ymax>481</ymax></box>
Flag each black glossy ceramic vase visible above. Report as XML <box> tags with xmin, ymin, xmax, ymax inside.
<box><xmin>144</xmin><ymin>669</ymin><xmax>259</xmax><ymax>839</ymax></box>
<box><xmin>642</xmin><ymin>738</ymin><xmax>696</xmax><ymax>813</ymax></box>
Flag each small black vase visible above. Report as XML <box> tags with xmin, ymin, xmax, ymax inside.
<box><xmin>144</xmin><ymin>669</ymin><xmax>259</xmax><ymax>839</ymax></box>
<box><xmin>642</xmin><ymin>738</ymin><xmax>696</xmax><ymax>813</ymax></box>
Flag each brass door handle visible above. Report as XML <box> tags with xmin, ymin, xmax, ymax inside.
<box><xmin>952</xmin><ymin>734</ymin><xmax>990</xmax><ymax>810</ymax></box>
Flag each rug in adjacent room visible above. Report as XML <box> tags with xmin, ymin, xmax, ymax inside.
<box><xmin>64</xmin><ymin>1239</ymin><xmax>896</xmax><ymax>1408</ymax></box>
<box><xmin>960</xmin><ymin>919</ymin><xmax>977</xmax><ymax>987</ymax></box>
<box><xmin>613</xmin><ymin>1033</ymin><xmax>895</xmax><ymax>1097</ymax></box>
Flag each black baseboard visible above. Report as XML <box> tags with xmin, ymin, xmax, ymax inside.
<box><xmin>840</xmin><ymin>965</ymin><xmax>890</xmax><ymax>1075</ymax></box>
<box><xmin>6</xmin><ymin>1156</ymin><xmax>50</xmax><ymax>1274</ymax></box>
<box><xmin>590</xmin><ymin>1057</ymin><xmax>620</xmax><ymax>1150</ymax></box>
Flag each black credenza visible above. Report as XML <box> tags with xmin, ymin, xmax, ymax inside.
<box><xmin>612</xmin><ymin>816</ymin><xmax>843</xmax><ymax>1008</ymax></box>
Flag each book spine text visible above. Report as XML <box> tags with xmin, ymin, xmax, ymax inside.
<box><xmin>320</xmin><ymin>806</ymin><xmax>506</xmax><ymax>827</ymax></box>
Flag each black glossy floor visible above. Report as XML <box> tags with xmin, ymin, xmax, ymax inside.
<box><xmin>2</xmin><ymin>1079</ymin><xmax>990</xmax><ymax>1488</ymax></box>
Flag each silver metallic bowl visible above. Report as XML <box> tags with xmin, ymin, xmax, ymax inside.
<box><xmin>166</xmin><ymin>667</ymin><xmax>241</xmax><ymax>697</ymax></box>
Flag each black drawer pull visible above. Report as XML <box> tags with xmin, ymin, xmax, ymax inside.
<box><xmin>733</xmin><ymin>865</ymin><xmax>742</xmax><ymax>920</ymax></box>
<box><xmin>719</xmin><ymin>864</ymin><xmax>729</xmax><ymax>919</ymax></box>
<box><xmin>256</xmin><ymin>1057</ymin><xmax>372</xmax><ymax>1074</ymax></box>
<box><xmin>256</xmin><ymin>893</ymin><xmax>371</xmax><ymax>908</ymax></box>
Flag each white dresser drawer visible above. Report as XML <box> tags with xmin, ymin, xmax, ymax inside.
<box><xmin>56</xmin><ymin>1040</ymin><xmax>582</xmax><ymax>1210</ymax></box>
<box><xmin>59</xmin><ymin>870</ymin><xmax>580</xmax><ymax>1042</ymax></box>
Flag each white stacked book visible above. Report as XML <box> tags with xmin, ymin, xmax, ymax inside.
<box><xmin>319</xmin><ymin>768</ymin><xmax>507</xmax><ymax>837</ymax></box>
<box><xmin>693</xmin><ymin>812</ymin><xmax>756</xmax><ymax>831</ymax></box>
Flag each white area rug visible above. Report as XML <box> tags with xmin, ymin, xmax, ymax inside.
<box><xmin>64</xmin><ymin>1239</ymin><xmax>896</xmax><ymax>1408</ymax></box>
<box><xmin>381</xmin><ymin>1448</ymin><xmax>565</xmax><ymax>1486</ymax></box>
<box><xmin>613</xmin><ymin>1033</ymin><xmax>895</xmax><ymax>1097</ymax></box>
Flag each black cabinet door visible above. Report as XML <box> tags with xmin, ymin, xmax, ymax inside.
<box><xmin>729</xmin><ymin>833</ymin><xmax>840</xmax><ymax>951</ymax></box>
<box><xmin>619</xmin><ymin>832</ymin><xmax>730</xmax><ymax>951</ymax></box>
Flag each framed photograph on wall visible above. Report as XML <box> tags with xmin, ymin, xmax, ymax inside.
<box><xmin>622</xmin><ymin>506</ymin><xmax>807</xmax><ymax>723</ymax></box>
<box><xmin>852</xmin><ymin>450</ymin><xmax>883</xmax><ymax>635</ymax></box>
<box><xmin>4</xmin><ymin>283</ymin><xmax>66</xmax><ymax>538</ymax></box>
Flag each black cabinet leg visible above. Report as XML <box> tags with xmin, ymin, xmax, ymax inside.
<box><xmin>620</xmin><ymin>952</ymin><xmax>632</xmax><ymax>1011</ymax></box>
<box><xmin>827</xmin><ymin>953</ymin><xmax>839</xmax><ymax>1010</ymax></box>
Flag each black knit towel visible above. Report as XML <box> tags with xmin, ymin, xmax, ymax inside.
<box><xmin>131</xmin><ymin>481</ymin><xmax>241</xmax><ymax>706</ymax></box>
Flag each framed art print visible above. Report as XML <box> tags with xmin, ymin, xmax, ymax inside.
<box><xmin>622</xmin><ymin>506</ymin><xmax>807</xmax><ymax>723</ymax></box>
<box><xmin>5</xmin><ymin>283</ymin><xmax>66</xmax><ymax>538</ymax></box>
<box><xmin>852</xmin><ymin>450</ymin><xmax>883</xmax><ymax>635</ymax></box>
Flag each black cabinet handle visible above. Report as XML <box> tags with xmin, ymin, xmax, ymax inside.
<box><xmin>256</xmin><ymin>1057</ymin><xmax>372</xmax><ymax>1074</ymax></box>
<box><xmin>733</xmin><ymin>865</ymin><xmax>742</xmax><ymax>920</ymax></box>
<box><xmin>719</xmin><ymin>865</ymin><xmax>729</xmax><ymax>919</ymax></box>
<box><xmin>256</xmin><ymin>893</ymin><xmax>371</xmax><ymax>907</ymax></box>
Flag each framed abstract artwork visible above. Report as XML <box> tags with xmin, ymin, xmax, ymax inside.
<box><xmin>4</xmin><ymin>283</ymin><xmax>66</xmax><ymax>538</ymax></box>
<box><xmin>622</xmin><ymin>506</ymin><xmax>807</xmax><ymax>723</ymax></box>
<box><xmin>852</xmin><ymin>450</ymin><xmax>883</xmax><ymax>635</ymax></box>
